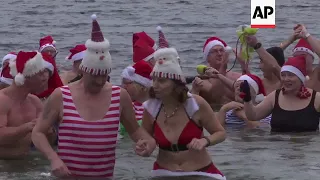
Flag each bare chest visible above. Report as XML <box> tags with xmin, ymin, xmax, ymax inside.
<box><xmin>156</xmin><ymin>109</ymin><xmax>200</xmax><ymax>141</ymax></box>
<box><xmin>7</xmin><ymin>102</ymin><xmax>37</xmax><ymax>127</ymax></box>
<box><xmin>71</xmin><ymin>93</ymin><xmax>112</xmax><ymax>121</ymax></box>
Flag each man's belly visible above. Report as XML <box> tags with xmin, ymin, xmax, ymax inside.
<box><xmin>0</xmin><ymin>135</ymin><xmax>32</xmax><ymax>159</ymax></box>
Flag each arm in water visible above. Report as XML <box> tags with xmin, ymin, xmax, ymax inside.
<box><xmin>32</xmin><ymin>89</ymin><xmax>62</xmax><ymax>161</ymax></box>
<box><xmin>244</xmin><ymin>90</ymin><xmax>275</xmax><ymax>121</ymax></box>
<box><xmin>119</xmin><ymin>88</ymin><xmax>156</xmax><ymax>156</ymax></box>
<box><xmin>32</xmin><ymin>89</ymin><xmax>71</xmax><ymax>177</ymax></box>
<box><xmin>0</xmin><ymin>95</ymin><xmax>34</xmax><ymax>145</ymax></box>
<box><xmin>188</xmin><ymin>95</ymin><xmax>226</xmax><ymax>150</ymax></box>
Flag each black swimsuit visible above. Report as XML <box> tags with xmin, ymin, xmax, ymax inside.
<box><xmin>271</xmin><ymin>90</ymin><xmax>320</xmax><ymax>132</ymax></box>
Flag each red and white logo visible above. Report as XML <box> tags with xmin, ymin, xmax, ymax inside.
<box><xmin>251</xmin><ymin>0</ymin><xmax>275</xmax><ymax>28</ymax></box>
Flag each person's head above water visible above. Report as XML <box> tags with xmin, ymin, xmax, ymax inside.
<box><xmin>39</xmin><ymin>35</ymin><xmax>57</xmax><ymax>59</ymax></box>
<box><xmin>9</xmin><ymin>51</ymin><xmax>50</xmax><ymax>94</ymax></box>
<box><xmin>121</xmin><ymin>60</ymin><xmax>152</xmax><ymax>101</ymax></box>
<box><xmin>80</xmin><ymin>14</ymin><xmax>112</xmax><ymax>94</ymax></box>
<box><xmin>234</xmin><ymin>74</ymin><xmax>266</xmax><ymax>104</ymax></box>
<box><xmin>66</xmin><ymin>44</ymin><xmax>87</xmax><ymax>71</ymax></box>
<box><xmin>149</xmin><ymin>27</ymin><xmax>188</xmax><ymax>103</ymax></box>
<box><xmin>203</xmin><ymin>37</ymin><xmax>232</xmax><ymax>69</ymax></box>
<box><xmin>280</xmin><ymin>56</ymin><xmax>311</xmax><ymax>98</ymax></box>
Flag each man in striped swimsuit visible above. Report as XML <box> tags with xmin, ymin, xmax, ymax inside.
<box><xmin>32</xmin><ymin>14</ymin><xmax>156</xmax><ymax>179</ymax></box>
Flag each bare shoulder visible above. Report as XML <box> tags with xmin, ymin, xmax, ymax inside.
<box><xmin>226</xmin><ymin>71</ymin><xmax>241</xmax><ymax>80</ymax></box>
<box><xmin>44</xmin><ymin>88</ymin><xmax>63</xmax><ymax>106</ymax></box>
<box><xmin>119</xmin><ymin>86</ymin><xmax>131</xmax><ymax>102</ymax></box>
<box><xmin>191</xmin><ymin>94</ymin><xmax>210</xmax><ymax>110</ymax></box>
<box><xmin>27</xmin><ymin>94</ymin><xmax>43</xmax><ymax>107</ymax></box>
<box><xmin>0</xmin><ymin>91</ymin><xmax>11</xmax><ymax>113</ymax></box>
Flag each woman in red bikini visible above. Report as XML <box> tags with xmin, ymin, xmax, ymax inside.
<box><xmin>139</xmin><ymin>27</ymin><xmax>226</xmax><ymax>179</ymax></box>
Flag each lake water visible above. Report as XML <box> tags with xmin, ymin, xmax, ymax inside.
<box><xmin>1</xmin><ymin>0</ymin><xmax>320</xmax><ymax>179</ymax></box>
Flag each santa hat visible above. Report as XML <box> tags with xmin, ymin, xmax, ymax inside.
<box><xmin>121</xmin><ymin>60</ymin><xmax>152</xmax><ymax>87</ymax></box>
<box><xmin>281</xmin><ymin>56</ymin><xmax>309</xmax><ymax>83</ymax></box>
<box><xmin>132</xmin><ymin>39</ymin><xmax>155</xmax><ymax>63</ymax></box>
<box><xmin>0</xmin><ymin>60</ymin><xmax>14</xmax><ymax>85</ymax></box>
<box><xmin>36</xmin><ymin>53</ymin><xmax>63</xmax><ymax>98</ymax></box>
<box><xmin>9</xmin><ymin>51</ymin><xmax>46</xmax><ymax>86</ymax></box>
<box><xmin>133</xmin><ymin>31</ymin><xmax>157</xmax><ymax>50</ymax></box>
<box><xmin>39</xmin><ymin>36</ymin><xmax>56</xmax><ymax>52</ymax></box>
<box><xmin>151</xmin><ymin>26</ymin><xmax>185</xmax><ymax>83</ymax></box>
<box><xmin>2</xmin><ymin>52</ymin><xmax>17</xmax><ymax>67</ymax></box>
<box><xmin>80</xmin><ymin>14</ymin><xmax>112</xmax><ymax>75</ymax></box>
<box><xmin>66</xmin><ymin>44</ymin><xmax>87</xmax><ymax>62</ymax></box>
<box><xmin>292</xmin><ymin>38</ymin><xmax>314</xmax><ymax>58</ymax></box>
<box><xmin>156</xmin><ymin>26</ymin><xmax>169</xmax><ymax>49</ymax></box>
<box><xmin>203</xmin><ymin>37</ymin><xmax>232</xmax><ymax>60</ymax></box>
<box><xmin>237</xmin><ymin>74</ymin><xmax>266</xmax><ymax>96</ymax></box>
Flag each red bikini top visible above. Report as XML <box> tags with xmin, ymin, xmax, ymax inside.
<box><xmin>143</xmin><ymin>93</ymin><xmax>202</xmax><ymax>151</ymax></box>
<box><xmin>153</xmin><ymin>115</ymin><xmax>203</xmax><ymax>150</ymax></box>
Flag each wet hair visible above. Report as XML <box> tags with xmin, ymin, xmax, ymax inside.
<box><xmin>266</xmin><ymin>47</ymin><xmax>285</xmax><ymax>67</ymax></box>
<box><xmin>149</xmin><ymin>79</ymin><xmax>189</xmax><ymax>103</ymax></box>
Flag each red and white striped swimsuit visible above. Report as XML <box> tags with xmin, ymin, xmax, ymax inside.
<box><xmin>58</xmin><ymin>85</ymin><xmax>120</xmax><ymax>178</ymax></box>
<box><xmin>133</xmin><ymin>101</ymin><xmax>143</xmax><ymax>121</ymax></box>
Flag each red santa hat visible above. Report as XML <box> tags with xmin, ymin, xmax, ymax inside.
<box><xmin>39</xmin><ymin>36</ymin><xmax>57</xmax><ymax>52</ymax></box>
<box><xmin>9</xmin><ymin>51</ymin><xmax>46</xmax><ymax>86</ymax></box>
<box><xmin>132</xmin><ymin>39</ymin><xmax>155</xmax><ymax>63</ymax></box>
<box><xmin>281</xmin><ymin>56</ymin><xmax>309</xmax><ymax>83</ymax></box>
<box><xmin>0</xmin><ymin>62</ymin><xmax>14</xmax><ymax>85</ymax></box>
<box><xmin>151</xmin><ymin>26</ymin><xmax>185</xmax><ymax>83</ymax></box>
<box><xmin>237</xmin><ymin>74</ymin><xmax>266</xmax><ymax>96</ymax></box>
<box><xmin>203</xmin><ymin>37</ymin><xmax>232</xmax><ymax>60</ymax></box>
<box><xmin>292</xmin><ymin>38</ymin><xmax>314</xmax><ymax>58</ymax></box>
<box><xmin>237</xmin><ymin>74</ymin><xmax>266</xmax><ymax>103</ymax></box>
<box><xmin>66</xmin><ymin>44</ymin><xmax>87</xmax><ymax>62</ymax></box>
<box><xmin>132</xmin><ymin>31</ymin><xmax>157</xmax><ymax>50</ymax></box>
<box><xmin>121</xmin><ymin>60</ymin><xmax>152</xmax><ymax>87</ymax></box>
<box><xmin>36</xmin><ymin>53</ymin><xmax>63</xmax><ymax>98</ymax></box>
<box><xmin>2</xmin><ymin>52</ymin><xmax>17</xmax><ymax>67</ymax></box>
<box><xmin>80</xmin><ymin>14</ymin><xmax>112</xmax><ymax>75</ymax></box>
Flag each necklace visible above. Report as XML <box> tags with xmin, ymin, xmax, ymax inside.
<box><xmin>162</xmin><ymin>103</ymin><xmax>180</xmax><ymax>119</ymax></box>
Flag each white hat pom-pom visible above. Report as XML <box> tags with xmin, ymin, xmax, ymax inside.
<box><xmin>9</xmin><ymin>60</ymin><xmax>17</xmax><ymax>76</ymax></box>
<box><xmin>306</xmin><ymin>75</ymin><xmax>310</xmax><ymax>81</ymax></box>
<box><xmin>14</xmin><ymin>73</ymin><xmax>25</xmax><ymax>86</ymax></box>
<box><xmin>225</xmin><ymin>46</ymin><xmax>233</xmax><ymax>52</ymax></box>
<box><xmin>52</xmin><ymin>41</ymin><xmax>56</xmax><ymax>45</ymax></box>
<box><xmin>126</xmin><ymin>66</ymin><xmax>136</xmax><ymax>76</ymax></box>
<box><xmin>156</xmin><ymin>26</ymin><xmax>162</xmax><ymax>31</ymax></box>
<box><xmin>65</xmin><ymin>56</ymin><xmax>70</xmax><ymax>60</ymax></box>
<box><xmin>91</xmin><ymin>14</ymin><xmax>97</xmax><ymax>20</ymax></box>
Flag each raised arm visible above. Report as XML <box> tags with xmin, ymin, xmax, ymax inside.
<box><xmin>0</xmin><ymin>95</ymin><xmax>34</xmax><ymax>145</ymax></box>
<box><xmin>32</xmin><ymin>88</ymin><xmax>62</xmax><ymax>161</ymax></box>
<box><xmin>247</xmin><ymin>35</ymin><xmax>281</xmax><ymax>80</ymax></box>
